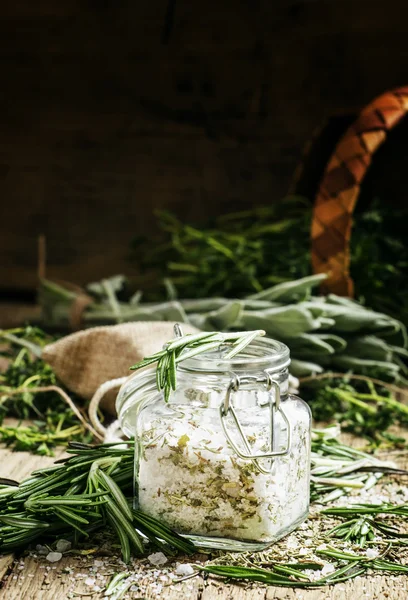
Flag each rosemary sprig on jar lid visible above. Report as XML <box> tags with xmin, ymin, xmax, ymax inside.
<box><xmin>130</xmin><ymin>328</ymin><xmax>266</xmax><ymax>401</ymax></box>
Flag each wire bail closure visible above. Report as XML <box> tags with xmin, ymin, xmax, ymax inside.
<box><xmin>219</xmin><ymin>372</ymin><xmax>291</xmax><ymax>475</ymax></box>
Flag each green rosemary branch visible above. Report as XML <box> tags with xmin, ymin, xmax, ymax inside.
<box><xmin>0</xmin><ymin>441</ymin><xmax>195</xmax><ymax>561</ymax></box>
<box><xmin>309</xmin><ymin>426</ymin><xmax>408</xmax><ymax>503</ymax></box>
<box><xmin>130</xmin><ymin>329</ymin><xmax>265</xmax><ymax>401</ymax></box>
<box><xmin>327</xmin><ymin>515</ymin><xmax>408</xmax><ymax>547</ymax></box>
<box><xmin>322</xmin><ymin>503</ymin><xmax>408</xmax><ymax>517</ymax></box>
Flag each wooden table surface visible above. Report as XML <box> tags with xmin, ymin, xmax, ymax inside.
<box><xmin>0</xmin><ymin>430</ymin><xmax>407</xmax><ymax>600</ymax></box>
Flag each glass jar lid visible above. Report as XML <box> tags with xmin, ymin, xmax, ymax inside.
<box><xmin>179</xmin><ymin>337</ymin><xmax>290</xmax><ymax>375</ymax></box>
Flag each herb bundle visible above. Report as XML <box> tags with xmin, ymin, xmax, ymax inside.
<box><xmin>39</xmin><ymin>274</ymin><xmax>408</xmax><ymax>386</ymax></box>
<box><xmin>309</xmin><ymin>426</ymin><xmax>405</xmax><ymax>503</ymax></box>
<box><xmin>0</xmin><ymin>442</ymin><xmax>194</xmax><ymax>560</ymax></box>
<box><xmin>135</xmin><ymin>196</ymin><xmax>311</xmax><ymax>299</ymax></box>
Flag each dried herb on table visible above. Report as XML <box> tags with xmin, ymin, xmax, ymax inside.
<box><xmin>200</xmin><ymin>511</ymin><xmax>408</xmax><ymax>586</ymax></box>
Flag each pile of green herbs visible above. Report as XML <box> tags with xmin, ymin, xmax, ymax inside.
<box><xmin>1</xmin><ymin>429</ymin><xmax>408</xmax><ymax>589</ymax></box>
<box><xmin>0</xmin><ymin>327</ymin><xmax>92</xmax><ymax>455</ymax></box>
<box><xmin>134</xmin><ymin>196</ymin><xmax>311</xmax><ymax>299</ymax></box>
<box><xmin>134</xmin><ymin>197</ymin><xmax>408</xmax><ymax>325</ymax></box>
<box><xmin>0</xmin><ymin>441</ymin><xmax>194</xmax><ymax>561</ymax></box>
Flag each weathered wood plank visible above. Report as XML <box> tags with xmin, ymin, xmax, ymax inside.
<box><xmin>0</xmin><ymin>555</ymin><xmax>14</xmax><ymax>586</ymax></box>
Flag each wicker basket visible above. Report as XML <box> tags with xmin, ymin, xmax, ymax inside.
<box><xmin>311</xmin><ymin>86</ymin><xmax>408</xmax><ymax>296</ymax></box>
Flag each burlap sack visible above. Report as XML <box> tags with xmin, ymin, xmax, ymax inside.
<box><xmin>42</xmin><ymin>321</ymin><xmax>198</xmax><ymax>414</ymax></box>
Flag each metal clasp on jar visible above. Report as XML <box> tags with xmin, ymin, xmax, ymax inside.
<box><xmin>219</xmin><ymin>372</ymin><xmax>291</xmax><ymax>475</ymax></box>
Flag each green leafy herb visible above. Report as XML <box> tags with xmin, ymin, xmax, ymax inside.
<box><xmin>135</xmin><ymin>198</ymin><xmax>408</xmax><ymax>326</ymax></box>
<box><xmin>0</xmin><ymin>328</ymin><xmax>93</xmax><ymax>454</ymax></box>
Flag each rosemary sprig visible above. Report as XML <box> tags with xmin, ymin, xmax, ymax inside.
<box><xmin>200</xmin><ymin>561</ymin><xmax>371</xmax><ymax>587</ymax></box>
<box><xmin>322</xmin><ymin>503</ymin><xmax>408</xmax><ymax>517</ymax></box>
<box><xmin>309</xmin><ymin>426</ymin><xmax>406</xmax><ymax>503</ymax></box>
<box><xmin>327</xmin><ymin>515</ymin><xmax>408</xmax><ymax>546</ymax></box>
<box><xmin>0</xmin><ymin>442</ymin><xmax>195</xmax><ymax>560</ymax></box>
<box><xmin>130</xmin><ymin>329</ymin><xmax>265</xmax><ymax>401</ymax></box>
<box><xmin>201</xmin><ymin>549</ymin><xmax>408</xmax><ymax>586</ymax></box>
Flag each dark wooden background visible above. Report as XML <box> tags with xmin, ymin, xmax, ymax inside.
<box><xmin>1</xmin><ymin>0</ymin><xmax>407</xmax><ymax>293</ymax></box>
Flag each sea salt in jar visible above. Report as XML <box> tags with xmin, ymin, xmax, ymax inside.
<box><xmin>117</xmin><ymin>337</ymin><xmax>311</xmax><ymax>551</ymax></box>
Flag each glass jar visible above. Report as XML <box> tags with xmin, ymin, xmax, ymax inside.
<box><xmin>116</xmin><ymin>337</ymin><xmax>311</xmax><ymax>551</ymax></box>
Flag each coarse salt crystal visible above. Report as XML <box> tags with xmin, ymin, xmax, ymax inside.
<box><xmin>93</xmin><ymin>559</ymin><xmax>104</xmax><ymax>568</ymax></box>
<box><xmin>148</xmin><ymin>552</ymin><xmax>168</xmax><ymax>567</ymax></box>
<box><xmin>46</xmin><ymin>552</ymin><xmax>62</xmax><ymax>563</ymax></box>
<box><xmin>36</xmin><ymin>545</ymin><xmax>48</xmax><ymax>555</ymax></box>
<box><xmin>365</xmin><ymin>548</ymin><xmax>379</xmax><ymax>558</ymax></box>
<box><xmin>84</xmin><ymin>577</ymin><xmax>95</xmax><ymax>586</ymax></box>
<box><xmin>175</xmin><ymin>563</ymin><xmax>195</xmax><ymax>577</ymax></box>
<box><xmin>56</xmin><ymin>539</ymin><xmax>72</xmax><ymax>553</ymax></box>
<box><xmin>321</xmin><ymin>564</ymin><xmax>335</xmax><ymax>576</ymax></box>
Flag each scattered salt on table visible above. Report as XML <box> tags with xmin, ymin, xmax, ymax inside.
<box><xmin>175</xmin><ymin>563</ymin><xmax>195</xmax><ymax>577</ymax></box>
<box><xmin>321</xmin><ymin>564</ymin><xmax>335</xmax><ymax>576</ymax></box>
<box><xmin>56</xmin><ymin>539</ymin><xmax>72</xmax><ymax>553</ymax></box>
<box><xmin>148</xmin><ymin>552</ymin><xmax>168</xmax><ymax>567</ymax></box>
<box><xmin>46</xmin><ymin>552</ymin><xmax>62</xmax><ymax>563</ymax></box>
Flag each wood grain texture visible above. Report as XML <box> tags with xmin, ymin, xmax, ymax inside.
<box><xmin>1</xmin><ymin>0</ymin><xmax>408</xmax><ymax>291</ymax></box>
<box><xmin>0</xmin><ymin>429</ymin><xmax>407</xmax><ymax>599</ymax></box>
